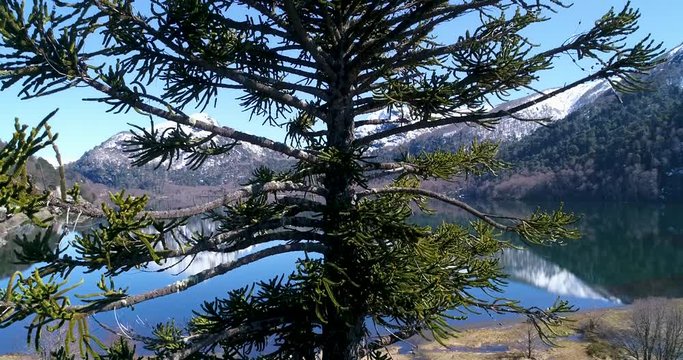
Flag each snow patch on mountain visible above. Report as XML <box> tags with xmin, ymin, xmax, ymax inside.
<box><xmin>355</xmin><ymin>106</ymin><xmax>488</xmax><ymax>149</ymax></box>
<box><xmin>354</xmin><ymin>108</ymin><xmax>435</xmax><ymax>149</ymax></box>
<box><xmin>240</xmin><ymin>142</ymin><xmax>266</xmax><ymax>158</ymax></box>
<box><xmin>442</xmin><ymin>80</ymin><xmax>610</xmax><ymax>142</ymax></box>
<box><xmin>84</xmin><ymin>113</ymin><xmax>266</xmax><ymax>169</ymax></box>
<box><xmin>495</xmin><ymin>80</ymin><xmax>609</xmax><ymax>123</ymax></box>
<box><xmin>669</xmin><ymin>43</ymin><xmax>683</xmax><ymax>57</ymax></box>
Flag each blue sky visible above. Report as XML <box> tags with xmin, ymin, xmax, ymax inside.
<box><xmin>1</xmin><ymin>1</ymin><xmax>681</xmax><ymax>163</ymax></box>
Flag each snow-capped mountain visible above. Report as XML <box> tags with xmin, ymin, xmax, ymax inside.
<box><xmin>357</xmin><ymin>79</ymin><xmax>611</xmax><ymax>154</ymax></box>
<box><xmin>650</xmin><ymin>42</ymin><xmax>683</xmax><ymax>88</ymax></box>
<box><xmin>62</xmin><ymin>81</ymin><xmax>627</xmax><ymax>190</ymax></box>
<box><xmin>69</xmin><ymin>113</ymin><xmax>290</xmax><ymax>189</ymax></box>
<box><xmin>354</xmin><ymin>105</ymin><xmax>492</xmax><ymax>149</ymax></box>
<box><xmin>69</xmin><ymin>43</ymin><xmax>683</xmax><ymax>190</ymax></box>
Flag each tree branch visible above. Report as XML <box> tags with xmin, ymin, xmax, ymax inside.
<box><xmin>47</xmin><ymin>181</ymin><xmax>327</xmax><ymax>219</ymax></box>
<box><xmin>349</xmin><ymin>1</ymin><xmax>486</xmax><ymax>70</ymax></box>
<box><xmin>93</xmin><ymin>0</ymin><xmax>328</xmax><ymax>119</ymax></box>
<box><xmin>281</xmin><ymin>0</ymin><xmax>337</xmax><ymax>81</ymax></box>
<box><xmin>354</xmin><ymin>72</ymin><xmax>605</xmax><ymax>146</ymax></box>
<box><xmin>365</xmin><ymin>326</ymin><xmax>421</xmax><ymax>353</ymax></box>
<box><xmin>38</xmin><ymin>218</ymin><xmax>324</xmax><ymax>278</ymax></box>
<box><xmin>170</xmin><ymin>319</ymin><xmax>279</xmax><ymax>360</ymax></box>
<box><xmin>356</xmin><ymin>187</ymin><xmax>512</xmax><ymax>231</ymax></box>
<box><xmin>362</xmin><ymin>161</ymin><xmax>417</xmax><ymax>174</ymax></box>
<box><xmin>73</xmin><ymin>243</ymin><xmax>327</xmax><ymax>315</ymax></box>
<box><xmin>80</xmin><ymin>77</ymin><xmax>318</xmax><ymax>163</ymax></box>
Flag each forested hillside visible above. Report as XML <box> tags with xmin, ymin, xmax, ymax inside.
<box><xmin>476</xmin><ymin>84</ymin><xmax>683</xmax><ymax>201</ymax></box>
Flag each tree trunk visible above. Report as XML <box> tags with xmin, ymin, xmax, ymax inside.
<box><xmin>321</xmin><ymin>316</ymin><xmax>365</xmax><ymax>359</ymax></box>
<box><xmin>320</xmin><ymin>87</ymin><xmax>366</xmax><ymax>359</ymax></box>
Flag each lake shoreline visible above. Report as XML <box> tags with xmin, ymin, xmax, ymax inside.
<box><xmin>384</xmin><ymin>300</ymin><xmax>683</xmax><ymax>359</ymax></box>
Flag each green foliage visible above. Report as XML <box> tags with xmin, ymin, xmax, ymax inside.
<box><xmin>50</xmin><ymin>347</ymin><xmax>75</xmax><ymax>360</ymax></box>
<box><xmin>339</xmin><ymin>191</ymin><xmax>510</xmax><ymax>344</ymax></box>
<box><xmin>125</xmin><ymin>121</ymin><xmax>237</xmax><ymax>170</ymax></box>
<box><xmin>0</xmin><ymin>0</ymin><xmax>94</xmax><ymax>92</ymax></box>
<box><xmin>70</xmin><ymin>191</ymin><xmax>184</xmax><ymax>275</ymax></box>
<box><xmin>73</xmin><ymin>192</ymin><xmax>155</xmax><ymax>269</ymax></box>
<box><xmin>0</xmin><ymin>269</ymin><xmax>87</xmax><ymax>354</ymax></box>
<box><xmin>66</xmin><ymin>183</ymin><xmax>80</xmax><ymax>203</ymax></box>
<box><xmin>147</xmin><ymin>320</ymin><xmax>187</xmax><ymax>356</ymax></box>
<box><xmin>187</xmin><ymin>274</ymin><xmax>319</xmax><ymax>357</ymax></box>
<box><xmin>206</xmin><ymin>168</ymin><xmax>300</xmax><ymax>235</ymax></box>
<box><xmin>50</xmin><ymin>337</ymin><xmax>144</xmax><ymax>360</ymax></box>
<box><xmin>310</xmin><ymin>147</ymin><xmax>368</xmax><ymax>188</ymax></box>
<box><xmin>515</xmin><ymin>205</ymin><xmax>581</xmax><ymax>245</ymax></box>
<box><xmin>400</xmin><ymin>140</ymin><xmax>508</xmax><ymax>181</ymax></box>
<box><xmin>285</xmin><ymin>111</ymin><xmax>319</xmax><ymax>147</ymax></box>
<box><xmin>0</xmin><ymin>111</ymin><xmax>58</xmax><ymax>225</ymax></box>
<box><xmin>101</xmin><ymin>337</ymin><xmax>142</xmax><ymax>360</ymax></box>
<box><xmin>75</xmin><ymin>275</ymin><xmax>128</xmax><ymax>310</ymax></box>
<box><xmin>484</xmin><ymin>83</ymin><xmax>683</xmax><ymax>201</ymax></box>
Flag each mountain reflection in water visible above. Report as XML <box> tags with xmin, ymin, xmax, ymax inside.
<box><xmin>500</xmin><ymin>248</ymin><xmax>621</xmax><ymax>303</ymax></box>
<box><xmin>418</xmin><ymin>200</ymin><xmax>683</xmax><ymax>304</ymax></box>
<box><xmin>0</xmin><ymin>201</ymin><xmax>681</xmax><ymax>353</ymax></box>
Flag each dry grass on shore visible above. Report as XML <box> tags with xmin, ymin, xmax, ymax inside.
<box><xmin>382</xmin><ymin>306</ymin><xmax>633</xmax><ymax>360</ymax></box>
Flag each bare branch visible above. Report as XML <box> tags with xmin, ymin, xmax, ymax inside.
<box><xmin>0</xmin><ymin>66</ymin><xmax>42</xmax><ymax>78</ymax></box>
<box><xmin>366</xmin><ymin>326</ymin><xmax>421</xmax><ymax>352</ymax></box>
<box><xmin>363</xmin><ymin>161</ymin><xmax>417</xmax><ymax>174</ymax></box>
<box><xmin>44</xmin><ymin>124</ymin><xmax>67</xmax><ymax>201</ymax></box>
<box><xmin>355</xmin><ymin>117</ymin><xmax>411</xmax><ymax>127</ymax></box>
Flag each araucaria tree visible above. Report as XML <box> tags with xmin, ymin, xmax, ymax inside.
<box><xmin>0</xmin><ymin>1</ymin><xmax>661</xmax><ymax>358</ymax></box>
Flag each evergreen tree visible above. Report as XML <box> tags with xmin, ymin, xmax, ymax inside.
<box><xmin>0</xmin><ymin>1</ymin><xmax>662</xmax><ymax>358</ymax></box>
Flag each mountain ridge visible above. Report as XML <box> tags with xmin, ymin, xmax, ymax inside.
<box><xmin>66</xmin><ymin>44</ymin><xmax>683</xmax><ymax>201</ymax></box>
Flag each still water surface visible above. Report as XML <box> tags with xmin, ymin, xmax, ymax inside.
<box><xmin>0</xmin><ymin>201</ymin><xmax>681</xmax><ymax>353</ymax></box>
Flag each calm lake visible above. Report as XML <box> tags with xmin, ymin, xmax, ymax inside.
<box><xmin>0</xmin><ymin>201</ymin><xmax>682</xmax><ymax>354</ymax></box>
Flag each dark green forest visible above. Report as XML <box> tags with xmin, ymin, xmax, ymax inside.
<box><xmin>475</xmin><ymin>84</ymin><xmax>683</xmax><ymax>201</ymax></box>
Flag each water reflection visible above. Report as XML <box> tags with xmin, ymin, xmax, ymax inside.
<box><xmin>420</xmin><ymin>200</ymin><xmax>683</xmax><ymax>304</ymax></box>
<box><xmin>529</xmin><ymin>202</ymin><xmax>683</xmax><ymax>302</ymax></box>
<box><xmin>0</xmin><ymin>222</ymin><xmax>67</xmax><ymax>278</ymax></box>
<box><xmin>500</xmin><ymin>248</ymin><xmax>620</xmax><ymax>303</ymax></box>
<box><xmin>0</xmin><ymin>201</ymin><xmax>682</xmax><ymax>353</ymax></box>
<box><xmin>143</xmin><ymin>218</ymin><xmax>259</xmax><ymax>276</ymax></box>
